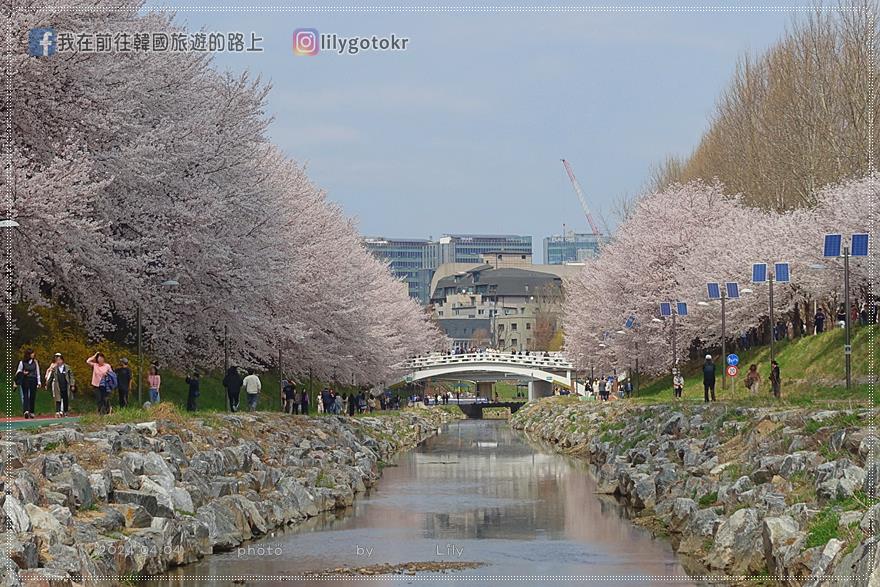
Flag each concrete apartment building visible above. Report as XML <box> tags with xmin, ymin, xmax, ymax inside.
<box><xmin>429</xmin><ymin>253</ymin><xmax>580</xmax><ymax>351</ymax></box>
<box><xmin>363</xmin><ymin>234</ymin><xmax>533</xmax><ymax>304</ymax></box>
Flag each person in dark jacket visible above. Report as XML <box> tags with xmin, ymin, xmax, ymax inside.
<box><xmin>769</xmin><ymin>360</ymin><xmax>781</xmax><ymax>399</ymax></box>
<box><xmin>300</xmin><ymin>388</ymin><xmax>310</xmax><ymax>415</ymax></box>
<box><xmin>222</xmin><ymin>366</ymin><xmax>242</xmax><ymax>412</ymax></box>
<box><xmin>347</xmin><ymin>392</ymin><xmax>356</xmax><ymax>416</ymax></box>
<box><xmin>15</xmin><ymin>349</ymin><xmax>41</xmax><ymax>419</ymax></box>
<box><xmin>702</xmin><ymin>354</ymin><xmax>716</xmax><ymax>402</ymax></box>
<box><xmin>116</xmin><ymin>358</ymin><xmax>132</xmax><ymax>408</ymax></box>
<box><xmin>185</xmin><ymin>371</ymin><xmax>200</xmax><ymax>411</ymax></box>
<box><xmin>814</xmin><ymin>309</ymin><xmax>826</xmax><ymax>334</ymax></box>
<box><xmin>282</xmin><ymin>379</ymin><xmax>296</xmax><ymax>414</ymax></box>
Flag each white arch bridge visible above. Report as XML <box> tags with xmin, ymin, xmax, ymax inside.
<box><xmin>394</xmin><ymin>352</ymin><xmax>576</xmax><ymax>400</ymax></box>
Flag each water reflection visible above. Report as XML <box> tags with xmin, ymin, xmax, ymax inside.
<box><xmin>164</xmin><ymin>420</ymin><xmax>692</xmax><ymax>585</ymax></box>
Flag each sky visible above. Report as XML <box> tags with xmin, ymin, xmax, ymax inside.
<box><xmin>147</xmin><ymin>3</ymin><xmax>798</xmax><ymax>261</ymax></box>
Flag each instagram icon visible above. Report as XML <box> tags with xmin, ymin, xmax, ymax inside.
<box><xmin>293</xmin><ymin>28</ymin><xmax>319</xmax><ymax>56</ymax></box>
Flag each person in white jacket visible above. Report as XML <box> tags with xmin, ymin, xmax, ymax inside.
<box><xmin>242</xmin><ymin>369</ymin><xmax>262</xmax><ymax>411</ymax></box>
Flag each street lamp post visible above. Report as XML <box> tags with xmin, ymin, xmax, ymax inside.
<box><xmin>707</xmin><ymin>282</ymin><xmax>740</xmax><ymax>393</ymax></box>
<box><xmin>659</xmin><ymin>301</ymin><xmax>688</xmax><ymax>376</ymax></box>
<box><xmin>137</xmin><ymin>305</ymin><xmax>142</xmax><ymax>405</ymax></box>
<box><xmin>823</xmin><ymin>233</ymin><xmax>870</xmax><ymax>390</ymax></box>
<box><xmin>752</xmin><ymin>263</ymin><xmax>789</xmax><ymax>366</ymax></box>
<box><xmin>137</xmin><ymin>279</ymin><xmax>180</xmax><ymax>406</ymax></box>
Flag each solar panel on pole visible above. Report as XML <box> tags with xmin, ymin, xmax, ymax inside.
<box><xmin>676</xmin><ymin>302</ymin><xmax>688</xmax><ymax>316</ymax></box>
<box><xmin>775</xmin><ymin>262</ymin><xmax>790</xmax><ymax>283</ymax></box>
<box><xmin>707</xmin><ymin>282</ymin><xmax>721</xmax><ymax>300</ymax></box>
<box><xmin>752</xmin><ymin>263</ymin><xmax>767</xmax><ymax>283</ymax></box>
<box><xmin>725</xmin><ymin>282</ymin><xmax>740</xmax><ymax>299</ymax></box>
<box><xmin>660</xmin><ymin>302</ymin><xmax>672</xmax><ymax>317</ymax></box>
<box><xmin>823</xmin><ymin>234</ymin><xmax>842</xmax><ymax>257</ymax></box>
<box><xmin>852</xmin><ymin>234</ymin><xmax>869</xmax><ymax>257</ymax></box>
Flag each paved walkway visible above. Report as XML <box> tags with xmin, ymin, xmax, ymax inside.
<box><xmin>2</xmin><ymin>415</ymin><xmax>81</xmax><ymax>431</ymax></box>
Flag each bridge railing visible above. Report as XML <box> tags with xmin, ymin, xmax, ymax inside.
<box><xmin>399</xmin><ymin>352</ymin><xmax>573</xmax><ymax>371</ymax></box>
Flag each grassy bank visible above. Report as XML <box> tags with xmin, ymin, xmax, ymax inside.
<box><xmin>633</xmin><ymin>324</ymin><xmax>877</xmax><ymax>405</ymax></box>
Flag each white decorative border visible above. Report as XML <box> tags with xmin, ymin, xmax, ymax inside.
<box><xmin>3</xmin><ymin>3</ymin><xmax>876</xmax><ymax>584</ymax></box>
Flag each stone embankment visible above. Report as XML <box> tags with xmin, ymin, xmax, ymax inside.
<box><xmin>511</xmin><ymin>398</ymin><xmax>878</xmax><ymax>585</ymax></box>
<box><xmin>1</xmin><ymin>407</ymin><xmax>461</xmax><ymax>585</ymax></box>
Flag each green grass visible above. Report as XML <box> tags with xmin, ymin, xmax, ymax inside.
<box><xmin>21</xmin><ymin>366</ymin><xmax>368</xmax><ymax>418</ymax></box>
<box><xmin>806</xmin><ymin>508</ymin><xmax>841</xmax><ymax>548</ymax></box>
<box><xmin>632</xmin><ymin>324</ymin><xmax>878</xmax><ymax>406</ymax></box>
<box><xmin>698</xmin><ymin>491</ymin><xmax>718</xmax><ymax>507</ymax></box>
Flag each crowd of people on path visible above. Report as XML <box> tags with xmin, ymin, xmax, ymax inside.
<box><xmin>14</xmin><ymin>349</ymin><xmax>136</xmax><ymax>419</ymax></box>
<box><xmin>14</xmin><ymin>352</ymin><xmax>407</xmax><ymax>420</ymax></box>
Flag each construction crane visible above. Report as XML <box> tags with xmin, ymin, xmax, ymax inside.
<box><xmin>561</xmin><ymin>159</ymin><xmax>602</xmax><ymax>236</ymax></box>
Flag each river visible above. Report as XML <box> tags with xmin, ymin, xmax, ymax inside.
<box><xmin>164</xmin><ymin>419</ymin><xmax>693</xmax><ymax>585</ymax></box>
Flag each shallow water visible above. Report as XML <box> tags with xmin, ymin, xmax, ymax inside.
<box><xmin>164</xmin><ymin>419</ymin><xmax>693</xmax><ymax>585</ymax></box>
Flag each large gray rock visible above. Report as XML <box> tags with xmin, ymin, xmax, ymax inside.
<box><xmin>630</xmin><ymin>474</ymin><xmax>656</xmax><ymax>509</ymax></box>
<box><xmin>112</xmin><ymin>490</ymin><xmax>172</xmax><ymax>518</ymax></box>
<box><xmin>3</xmin><ymin>496</ymin><xmax>30</xmax><ymax>533</ymax></box>
<box><xmin>805</xmin><ymin>538</ymin><xmax>845</xmax><ymax>587</ymax></box>
<box><xmin>108</xmin><ymin>503</ymin><xmax>153</xmax><ymax>528</ymax></box>
<box><xmin>669</xmin><ymin>497</ymin><xmax>697</xmax><ymax>533</ymax></box>
<box><xmin>761</xmin><ymin>515</ymin><xmax>801</xmax><ymax>575</ymax></box>
<box><xmin>710</xmin><ymin>508</ymin><xmax>765</xmax><ymax>574</ymax></box>
<box><xmin>52</xmin><ymin>465</ymin><xmax>95</xmax><ymax>511</ymax></box>
<box><xmin>278</xmin><ymin>477</ymin><xmax>319</xmax><ymax>517</ymax></box>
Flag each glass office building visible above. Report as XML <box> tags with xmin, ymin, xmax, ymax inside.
<box><xmin>543</xmin><ymin>233</ymin><xmax>608</xmax><ymax>264</ymax></box>
<box><xmin>362</xmin><ymin>237</ymin><xmax>432</xmax><ymax>303</ymax></box>
<box><xmin>364</xmin><ymin>234</ymin><xmax>533</xmax><ymax>305</ymax></box>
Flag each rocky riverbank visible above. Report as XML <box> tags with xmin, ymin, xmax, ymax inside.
<box><xmin>1</xmin><ymin>406</ymin><xmax>462</xmax><ymax>585</ymax></box>
<box><xmin>511</xmin><ymin>398</ymin><xmax>878</xmax><ymax>585</ymax></box>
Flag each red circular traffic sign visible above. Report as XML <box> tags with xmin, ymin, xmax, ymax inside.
<box><xmin>726</xmin><ymin>365</ymin><xmax>738</xmax><ymax>377</ymax></box>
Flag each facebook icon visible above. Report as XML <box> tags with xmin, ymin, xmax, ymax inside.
<box><xmin>28</xmin><ymin>28</ymin><xmax>56</xmax><ymax>57</ymax></box>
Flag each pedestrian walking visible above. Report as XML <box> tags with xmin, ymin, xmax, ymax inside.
<box><xmin>15</xmin><ymin>349</ymin><xmax>41</xmax><ymax>419</ymax></box>
<box><xmin>147</xmin><ymin>365</ymin><xmax>162</xmax><ymax>405</ymax></box>
<box><xmin>672</xmin><ymin>370</ymin><xmax>684</xmax><ymax>399</ymax></box>
<box><xmin>87</xmin><ymin>352</ymin><xmax>115</xmax><ymax>415</ymax></box>
<box><xmin>185</xmin><ymin>371</ymin><xmax>200</xmax><ymax>411</ymax></box>
<box><xmin>769</xmin><ymin>360</ymin><xmax>781</xmax><ymax>399</ymax></box>
<box><xmin>116</xmin><ymin>358</ymin><xmax>132</xmax><ymax>408</ymax></box>
<box><xmin>300</xmin><ymin>388</ymin><xmax>310</xmax><ymax>415</ymax></box>
<box><xmin>598</xmin><ymin>376</ymin><xmax>607</xmax><ymax>401</ymax></box>
<box><xmin>293</xmin><ymin>385</ymin><xmax>303</xmax><ymax>414</ymax></box>
<box><xmin>321</xmin><ymin>388</ymin><xmax>332</xmax><ymax>414</ymax></box>
<box><xmin>243</xmin><ymin>369</ymin><xmax>262</xmax><ymax>411</ymax></box>
<box><xmin>223</xmin><ymin>366</ymin><xmax>242</xmax><ymax>412</ymax></box>
<box><xmin>702</xmin><ymin>354</ymin><xmax>716</xmax><ymax>402</ymax></box>
<box><xmin>46</xmin><ymin>352</ymin><xmax>75</xmax><ymax>417</ymax></box>
<box><xmin>744</xmin><ymin>364</ymin><xmax>761</xmax><ymax>395</ymax></box>
<box><xmin>814</xmin><ymin>308</ymin><xmax>826</xmax><ymax>334</ymax></box>
<box><xmin>317</xmin><ymin>392</ymin><xmax>324</xmax><ymax>414</ymax></box>
<box><xmin>282</xmin><ymin>379</ymin><xmax>296</xmax><ymax>414</ymax></box>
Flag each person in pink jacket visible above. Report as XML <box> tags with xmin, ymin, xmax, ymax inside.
<box><xmin>147</xmin><ymin>365</ymin><xmax>161</xmax><ymax>404</ymax></box>
<box><xmin>86</xmin><ymin>352</ymin><xmax>113</xmax><ymax>415</ymax></box>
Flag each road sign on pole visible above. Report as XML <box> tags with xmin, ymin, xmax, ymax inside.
<box><xmin>726</xmin><ymin>365</ymin><xmax>738</xmax><ymax>377</ymax></box>
<box><xmin>727</xmin><ymin>353</ymin><xmax>739</xmax><ymax>366</ymax></box>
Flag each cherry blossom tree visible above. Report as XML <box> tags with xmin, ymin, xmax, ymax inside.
<box><xmin>563</xmin><ymin>175</ymin><xmax>877</xmax><ymax>375</ymax></box>
<box><xmin>7</xmin><ymin>0</ymin><xmax>443</xmax><ymax>383</ymax></box>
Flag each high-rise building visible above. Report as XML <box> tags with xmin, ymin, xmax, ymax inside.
<box><xmin>363</xmin><ymin>234</ymin><xmax>533</xmax><ymax>305</ymax></box>
<box><xmin>431</xmin><ymin>234</ymin><xmax>533</xmax><ymax>266</ymax></box>
<box><xmin>362</xmin><ymin>237</ymin><xmax>431</xmax><ymax>303</ymax></box>
<box><xmin>543</xmin><ymin>232</ymin><xmax>609</xmax><ymax>264</ymax></box>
